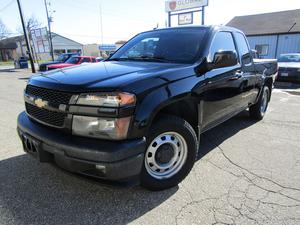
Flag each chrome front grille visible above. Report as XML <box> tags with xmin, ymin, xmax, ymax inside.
<box><xmin>25</xmin><ymin>85</ymin><xmax>72</xmax><ymax>128</ymax></box>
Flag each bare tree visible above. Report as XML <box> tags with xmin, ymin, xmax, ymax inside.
<box><xmin>0</xmin><ymin>18</ymin><xmax>9</xmax><ymax>40</ymax></box>
<box><xmin>17</xmin><ymin>15</ymin><xmax>42</xmax><ymax>34</ymax></box>
<box><xmin>26</xmin><ymin>15</ymin><xmax>42</xmax><ymax>32</ymax></box>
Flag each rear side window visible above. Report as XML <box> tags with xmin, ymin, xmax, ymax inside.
<box><xmin>235</xmin><ymin>32</ymin><xmax>251</xmax><ymax>65</ymax></box>
<box><xmin>81</xmin><ymin>58</ymin><xmax>91</xmax><ymax>63</ymax></box>
<box><xmin>209</xmin><ymin>32</ymin><xmax>236</xmax><ymax>61</ymax></box>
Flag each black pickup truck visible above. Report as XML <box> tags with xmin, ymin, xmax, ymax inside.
<box><xmin>17</xmin><ymin>26</ymin><xmax>277</xmax><ymax>191</ymax></box>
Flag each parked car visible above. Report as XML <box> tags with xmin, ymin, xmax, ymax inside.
<box><xmin>17</xmin><ymin>26</ymin><xmax>277</xmax><ymax>191</ymax></box>
<box><xmin>47</xmin><ymin>56</ymin><xmax>96</xmax><ymax>70</ymax></box>
<box><xmin>39</xmin><ymin>53</ymin><xmax>80</xmax><ymax>71</ymax></box>
<box><xmin>277</xmin><ymin>53</ymin><xmax>300</xmax><ymax>83</ymax></box>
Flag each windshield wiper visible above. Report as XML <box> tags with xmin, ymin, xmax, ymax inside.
<box><xmin>135</xmin><ymin>56</ymin><xmax>171</xmax><ymax>63</ymax></box>
<box><xmin>108</xmin><ymin>56</ymin><xmax>172</xmax><ymax>63</ymax></box>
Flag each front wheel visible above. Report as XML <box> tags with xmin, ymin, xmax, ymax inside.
<box><xmin>140</xmin><ymin>115</ymin><xmax>198</xmax><ymax>191</ymax></box>
<box><xmin>249</xmin><ymin>86</ymin><xmax>270</xmax><ymax>120</ymax></box>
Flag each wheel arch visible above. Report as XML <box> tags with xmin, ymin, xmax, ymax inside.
<box><xmin>264</xmin><ymin>77</ymin><xmax>273</xmax><ymax>101</ymax></box>
<box><xmin>131</xmin><ymin>88</ymin><xmax>201</xmax><ymax>140</ymax></box>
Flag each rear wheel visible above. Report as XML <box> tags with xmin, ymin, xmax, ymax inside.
<box><xmin>249</xmin><ymin>86</ymin><xmax>270</xmax><ymax>120</ymax></box>
<box><xmin>140</xmin><ymin>115</ymin><xmax>198</xmax><ymax>191</ymax></box>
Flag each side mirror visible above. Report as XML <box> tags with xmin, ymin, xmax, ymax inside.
<box><xmin>250</xmin><ymin>49</ymin><xmax>259</xmax><ymax>59</ymax></box>
<box><xmin>212</xmin><ymin>50</ymin><xmax>238</xmax><ymax>69</ymax></box>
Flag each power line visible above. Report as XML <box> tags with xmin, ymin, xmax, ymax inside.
<box><xmin>0</xmin><ymin>0</ymin><xmax>15</xmax><ymax>12</ymax></box>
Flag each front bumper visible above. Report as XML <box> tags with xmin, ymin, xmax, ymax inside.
<box><xmin>17</xmin><ymin>111</ymin><xmax>146</xmax><ymax>181</ymax></box>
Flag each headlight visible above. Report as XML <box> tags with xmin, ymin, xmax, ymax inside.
<box><xmin>72</xmin><ymin>116</ymin><xmax>131</xmax><ymax>140</ymax></box>
<box><xmin>76</xmin><ymin>92</ymin><xmax>136</xmax><ymax>107</ymax></box>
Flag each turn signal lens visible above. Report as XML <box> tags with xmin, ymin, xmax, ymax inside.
<box><xmin>76</xmin><ymin>92</ymin><xmax>136</xmax><ymax>107</ymax></box>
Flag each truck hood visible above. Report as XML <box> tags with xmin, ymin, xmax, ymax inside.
<box><xmin>29</xmin><ymin>61</ymin><xmax>194</xmax><ymax>93</ymax></box>
<box><xmin>278</xmin><ymin>62</ymin><xmax>300</xmax><ymax>68</ymax></box>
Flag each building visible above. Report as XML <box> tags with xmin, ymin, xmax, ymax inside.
<box><xmin>227</xmin><ymin>9</ymin><xmax>300</xmax><ymax>59</ymax></box>
<box><xmin>51</xmin><ymin>33</ymin><xmax>83</xmax><ymax>56</ymax></box>
<box><xmin>0</xmin><ymin>32</ymin><xmax>83</xmax><ymax>61</ymax></box>
<box><xmin>83</xmin><ymin>41</ymin><xmax>126</xmax><ymax>58</ymax></box>
<box><xmin>83</xmin><ymin>44</ymin><xmax>100</xmax><ymax>57</ymax></box>
<box><xmin>0</xmin><ymin>37</ymin><xmax>19</xmax><ymax>61</ymax></box>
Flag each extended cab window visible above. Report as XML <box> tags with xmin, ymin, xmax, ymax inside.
<box><xmin>65</xmin><ymin>57</ymin><xmax>80</xmax><ymax>64</ymax></box>
<box><xmin>235</xmin><ymin>32</ymin><xmax>252</xmax><ymax>65</ymax></box>
<box><xmin>209</xmin><ymin>32</ymin><xmax>236</xmax><ymax>63</ymax></box>
<box><xmin>110</xmin><ymin>28</ymin><xmax>208</xmax><ymax>64</ymax></box>
<box><xmin>81</xmin><ymin>58</ymin><xmax>91</xmax><ymax>63</ymax></box>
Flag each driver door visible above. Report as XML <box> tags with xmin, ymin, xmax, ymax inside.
<box><xmin>202</xmin><ymin>31</ymin><xmax>244</xmax><ymax>129</ymax></box>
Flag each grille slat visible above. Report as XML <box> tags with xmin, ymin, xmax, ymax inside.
<box><xmin>25</xmin><ymin>85</ymin><xmax>72</xmax><ymax>127</ymax></box>
<box><xmin>26</xmin><ymin>85</ymin><xmax>72</xmax><ymax>105</ymax></box>
<box><xmin>25</xmin><ymin>103</ymin><xmax>66</xmax><ymax>127</ymax></box>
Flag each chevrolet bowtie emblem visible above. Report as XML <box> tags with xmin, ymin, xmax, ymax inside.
<box><xmin>34</xmin><ymin>98</ymin><xmax>47</xmax><ymax>108</ymax></box>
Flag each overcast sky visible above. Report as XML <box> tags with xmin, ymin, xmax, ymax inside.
<box><xmin>1</xmin><ymin>0</ymin><xmax>300</xmax><ymax>44</ymax></box>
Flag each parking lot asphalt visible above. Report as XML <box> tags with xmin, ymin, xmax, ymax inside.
<box><xmin>0</xmin><ymin>69</ymin><xmax>299</xmax><ymax>225</ymax></box>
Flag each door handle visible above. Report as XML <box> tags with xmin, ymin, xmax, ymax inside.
<box><xmin>229</xmin><ymin>74</ymin><xmax>242</xmax><ymax>81</ymax></box>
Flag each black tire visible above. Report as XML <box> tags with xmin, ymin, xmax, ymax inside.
<box><xmin>140</xmin><ymin>115</ymin><xmax>198</xmax><ymax>191</ymax></box>
<box><xmin>249</xmin><ymin>86</ymin><xmax>270</xmax><ymax>120</ymax></box>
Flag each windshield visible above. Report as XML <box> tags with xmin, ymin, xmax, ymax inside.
<box><xmin>56</xmin><ymin>54</ymin><xmax>69</xmax><ymax>62</ymax></box>
<box><xmin>278</xmin><ymin>54</ymin><xmax>300</xmax><ymax>62</ymax></box>
<box><xmin>110</xmin><ymin>28</ymin><xmax>208</xmax><ymax>64</ymax></box>
<box><xmin>65</xmin><ymin>57</ymin><xmax>80</xmax><ymax>64</ymax></box>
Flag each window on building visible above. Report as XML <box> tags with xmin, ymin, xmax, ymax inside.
<box><xmin>54</xmin><ymin>49</ymin><xmax>66</xmax><ymax>55</ymax></box>
<box><xmin>255</xmin><ymin>45</ymin><xmax>269</xmax><ymax>56</ymax></box>
<box><xmin>67</xmin><ymin>49</ymin><xmax>81</xmax><ymax>53</ymax></box>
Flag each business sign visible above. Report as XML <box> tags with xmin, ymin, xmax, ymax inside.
<box><xmin>165</xmin><ymin>0</ymin><xmax>208</xmax><ymax>12</ymax></box>
<box><xmin>30</xmin><ymin>27</ymin><xmax>50</xmax><ymax>53</ymax></box>
<box><xmin>98</xmin><ymin>44</ymin><xmax>117</xmax><ymax>51</ymax></box>
<box><xmin>178</xmin><ymin>12</ymin><xmax>193</xmax><ymax>25</ymax></box>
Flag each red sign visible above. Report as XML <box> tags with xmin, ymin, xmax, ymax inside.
<box><xmin>169</xmin><ymin>1</ymin><xmax>177</xmax><ymax>10</ymax></box>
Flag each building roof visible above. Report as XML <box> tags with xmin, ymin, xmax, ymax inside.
<box><xmin>0</xmin><ymin>32</ymin><xmax>82</xmax><ymax>50</ymax></box>
<box><xmin>51</xmin><ymin>32</ymin><xmax>83</xmax><ymax>46</ymax></box>
<box><xmin>0</xmin><ymin>35</ymin><xmax>22</xmax><ymax>49</ymax></box>
<box><xmin>227</xmin><ymin>9</ymin><xmax>300</xmax><ymax>36</ymax></box>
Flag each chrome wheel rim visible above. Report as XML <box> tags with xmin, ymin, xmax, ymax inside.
<box><xmin>145</xmin><ymin>132</ymin><xmax>188</xmax><ymax>180</ymax></box>
<box><xmin>260</xmin><ymin>89</ymin><xmax>268</xmax><ymax>114</ymax></box>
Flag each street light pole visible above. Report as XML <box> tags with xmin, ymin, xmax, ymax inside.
<box><xmin>16</xmin><ymin>0</ymin><xmax>36</xmax><ymax>73</ymax></box>
<box><xmin>44</xmin><ymin>0</ymin><xmax>54</xmax><ymax>61</ymax></box>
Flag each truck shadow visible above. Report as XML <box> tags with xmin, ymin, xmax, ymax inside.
<box><xmin>0</xmin><ymin>111</ymin><xmax>257</xmax><ymax>225</ymax></box>
<box><xmin>0</xmin><ymin>154</ymin><xmax>177</xmax><ymax>225</ymax></box>
<box><xmin>197</xmin><ymin>110</ymin><xmax>257</xmax><ymax>160</ymax></box>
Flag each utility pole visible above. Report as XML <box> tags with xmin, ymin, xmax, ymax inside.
<box><xmin>16</xmin><ymin>0</ymin><xmax>35</xmax><ymax>73</ymax></box>
<box><xmin>44</xmin><ymin>0</ymin><xmax>54</xmax><ymax>61</ymax></box>
<box><xmin>99</xmin><ymin>2</ymin><xmax>103</xmax><ymax>45</ymax></box>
